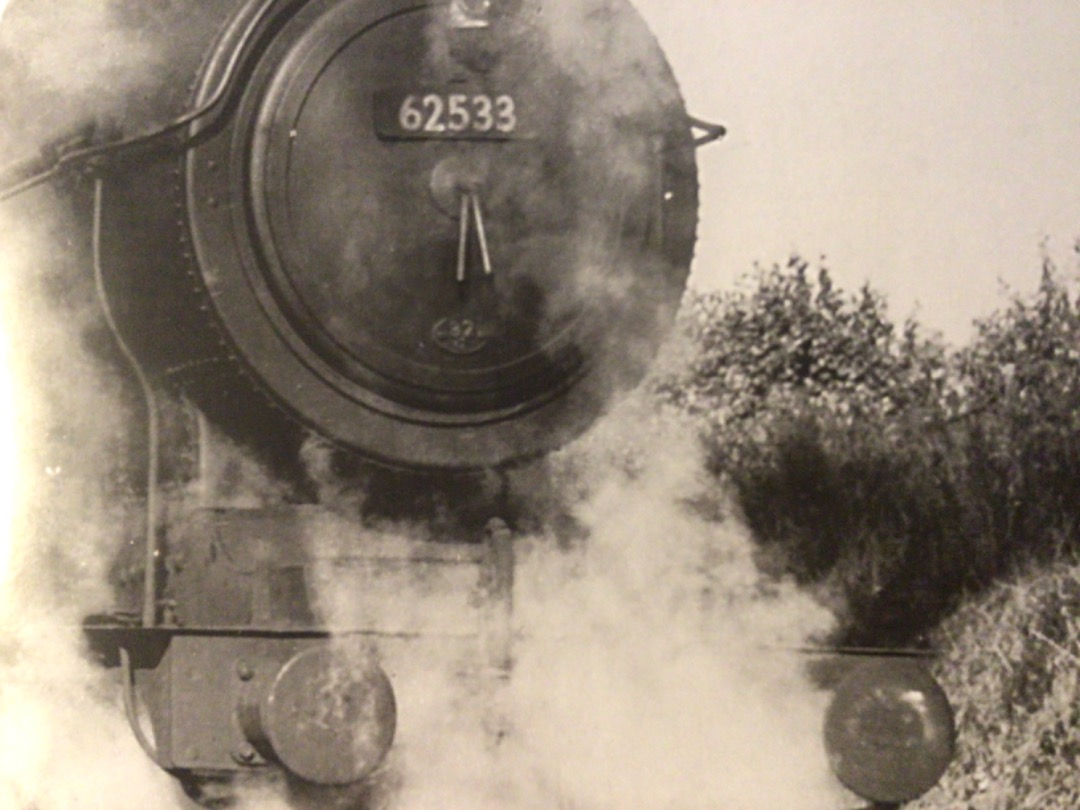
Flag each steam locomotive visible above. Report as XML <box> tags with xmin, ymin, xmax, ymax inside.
<box><xmin>0</xmin><ymin>0</ymin><xmax>952</xmax><ymax>807</ymax></box>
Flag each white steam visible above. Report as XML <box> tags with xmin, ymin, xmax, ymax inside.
<box><xmin>0</xmin><ymin>0</ymin><xmax>172</xmax><ymax>157</ymax></box>
<box><xmin>0</xmin><ymin>615</ymin><xmax>180</xmax><ymax>810</ymax></box>
<box><xmin>0</xmin><ymin>188</ymin><xmax>192</xmax><ymax>808</ymax></box>
<box><xmin>371</xmin><ymin>399</ymin><xmax>843</xmax><ymax>810</ymax></box>
<box><xmin>0</xmin><ymin>253</ymin><xmax>18</xmax><ymax>596</ymax></box>
<box><xmin>0</xmin><ymin>3</ymin><xmax>202</xmax><ymax>803</ymax></box>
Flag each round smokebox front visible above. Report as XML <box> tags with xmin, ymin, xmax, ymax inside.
<box><xmin>186</xmin><ymin>0</ymin><xmax>698</xmax><ymax>469</ymax></box>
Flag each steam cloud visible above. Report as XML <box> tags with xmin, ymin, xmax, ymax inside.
<box><xmin>0</xmin><ymin>5</ymin><xmax>192</xmax><ymax>807</ymax></box>
<box><xmin>0</xmin><ymin>192</ymin><xmax>186</xmax><ymax>806</ymax></box>
<box><xmin>358</xmin><ymin>400</ymin><xmax>844</xmax><ymax>810</ymax></box>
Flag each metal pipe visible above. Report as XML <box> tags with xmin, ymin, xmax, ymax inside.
<box><xmin>119</xmin><ymin>647</ymin><xmax>163</xmax><ymax>767</ymax></box>
<box><xmin>92</xmin><ymin>178</ymin><xmax>160</xmax><ymax>627</ymax></box>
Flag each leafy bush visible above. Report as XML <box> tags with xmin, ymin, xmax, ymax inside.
<box><xmin>954</xmin><ymin>263</ymin><xmax>1080</xmax><ymax>570</ymax></box>
<box><xmin>658</xmin><ymin>255</ymin><xmax>1080</xmax><ymax>643</ymax></box>
<box><xmin>659</xmin><ymin>256</ymin><xmax>954</xmax><ymax>432</ymax></box>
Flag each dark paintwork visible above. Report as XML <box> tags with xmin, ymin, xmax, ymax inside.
<box><xmin>93</xmin><ymin>0</ymin><xmax>698</xmax><ymax>469</ymax></box>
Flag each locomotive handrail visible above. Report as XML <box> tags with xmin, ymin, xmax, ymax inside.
<box><xmin>0</xmin><ymin>121</ymin><xmax>97</xmax><ymax>199</ymax></box>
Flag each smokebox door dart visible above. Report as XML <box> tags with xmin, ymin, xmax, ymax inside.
<box><xmin>454</xmin><ymin>190</ymin><xmax>494</xmax><ymax>283</ymax></box>
<box><xmin>457</xmin><ymin>191</ymin><xmax>471</xmax><ymax>283</ymax></box>
<box><xmin>470</xmin><ymin>191</ymin><xmax>494</xmax><ymax>276</ymax></box>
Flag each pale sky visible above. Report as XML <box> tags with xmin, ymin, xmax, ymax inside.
<box><xmin>636</xmin><ymin>0</ymin><xmax>1080</xmax><ymax>344</ymax></box>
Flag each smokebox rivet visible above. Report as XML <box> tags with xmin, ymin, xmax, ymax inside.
<box><xmin>236</xmin><ymin>661</ymin><xmax>254</xmax><ymax>681</ymax></box>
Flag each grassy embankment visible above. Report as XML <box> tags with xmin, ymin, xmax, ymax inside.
<box><xmin>913</xmin><ymin>562</ymin><xmax>1080</xmax><ymax>809</ymax></box>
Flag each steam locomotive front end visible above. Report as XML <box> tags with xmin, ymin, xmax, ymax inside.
<box><xmin>0</xmin><ymin>0</ymin><xmax>959</xmax><ymax>806</ymax></box>
<box><xmin>53</xmin><ymin>0</ymin><xmax>702</xmax><ymax>800</ymax></box>
<box><xmin>94</xmin><ymin>0</ymin><xmax>700</xmax><ymax>471</ymax></box>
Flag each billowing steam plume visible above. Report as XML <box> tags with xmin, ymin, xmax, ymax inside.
<box><xmin>337</xmin><ymin>399</ymin><xmax>845</xmax><ymax>810</ymax></box>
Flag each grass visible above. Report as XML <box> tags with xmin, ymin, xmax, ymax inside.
<box><xmin>910</xmin><ymin>560</ymin><xmax>1080</xmax><ymax>809</ymax></box>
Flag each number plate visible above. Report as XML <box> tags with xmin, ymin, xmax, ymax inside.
<box><xmin>373</xmin><ymin>89</ymin><xmax>524</xmax><ymax>140</ymax></box>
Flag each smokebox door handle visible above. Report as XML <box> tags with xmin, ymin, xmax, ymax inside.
<box><xmin>688</xmin><ymin>115</ymin><xmax>726</xmax><ymax>147</ymax></box>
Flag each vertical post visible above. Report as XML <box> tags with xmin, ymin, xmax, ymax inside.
<box><xmin>481</xmin><ymin>517</ymin><xmax>514</xmax><ymax>674</ymax></box>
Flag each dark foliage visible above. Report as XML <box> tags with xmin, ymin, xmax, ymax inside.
<box><xmin>657</xmin><ymin>254</ymin><xmax>1080</xmax><ymax>644</ymax></box>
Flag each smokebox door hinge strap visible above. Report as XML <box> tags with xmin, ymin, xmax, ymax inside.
<box><xmin>688</xmin><ymin>116</ymin><xmax>726</xmax><ymax>148</ymax></box>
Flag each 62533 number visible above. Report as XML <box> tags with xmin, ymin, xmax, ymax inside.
<box><xmin>374</xmin><ymin>90</ymin><xmax>521</xmax><ymax>140</ymax></box>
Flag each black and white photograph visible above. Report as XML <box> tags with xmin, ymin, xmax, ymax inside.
<box><xmin>0</xmin><ymin>1</ymin><xmax>1077</xmax><ymax>808</ymax></box>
